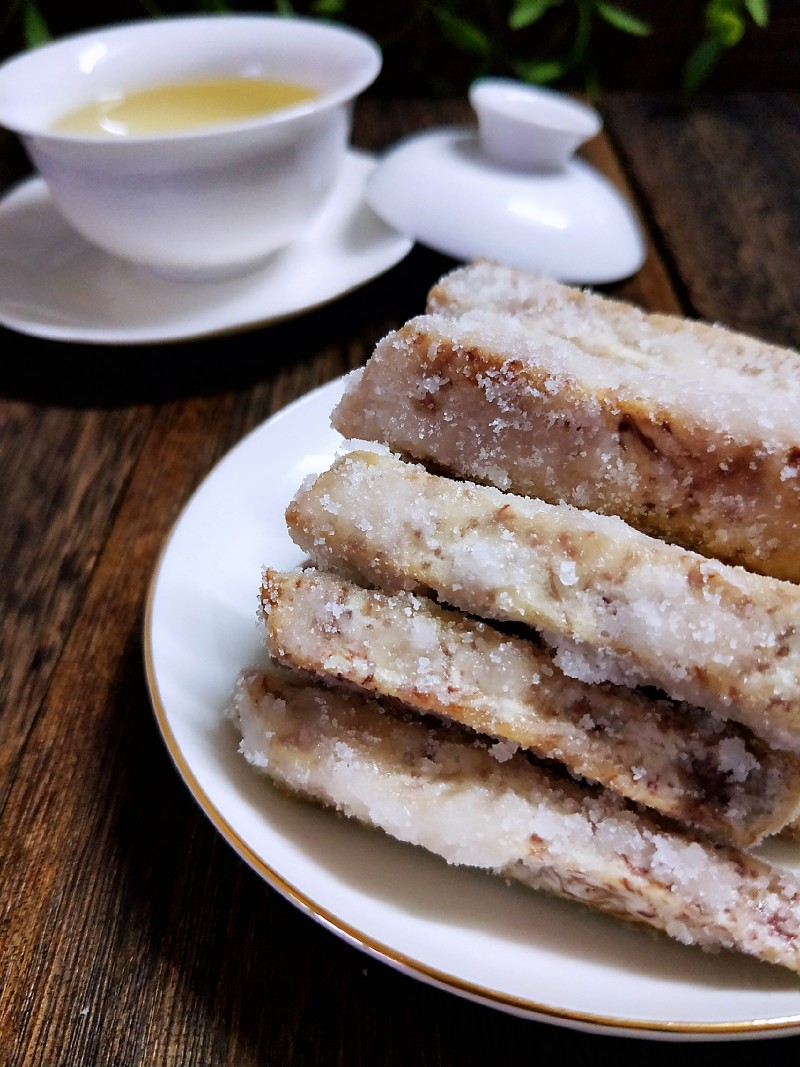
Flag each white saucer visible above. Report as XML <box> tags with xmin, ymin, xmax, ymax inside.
<box><xmin>0</xmin><ymin>150</ymin><xmax>413</xmax><ymax>345</ymax></box>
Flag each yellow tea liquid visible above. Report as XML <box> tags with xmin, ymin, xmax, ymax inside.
<box><xmin>51</xmin><ymin>77</ymin><xmax>318</xmax><ymax>136</ymax></box>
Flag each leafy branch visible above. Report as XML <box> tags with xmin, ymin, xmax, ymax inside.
<box><xmin>508</xmin><ymin>0</ymin><xmax>651</xmax><ymax>94</ymax></box>
<box><xmin>682</xmin><ymin>0</ymin><xmax>769</xmax><ymax>93</ymax></box>
<box><xmin>10</xmin><ymin>0</ymin><xmax>771</xmax><ymax>96</ymax></box>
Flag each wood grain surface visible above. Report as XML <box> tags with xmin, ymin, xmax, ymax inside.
<box><xmin>1</xmin><ymin>93</ymin><xmax>800</xmax><ymax>1065</ymax></box>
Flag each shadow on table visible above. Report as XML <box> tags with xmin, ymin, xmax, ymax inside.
<box><xmin>0</xmin><ymin>246</ymin><xmax>456</xmax><ymax>408</ymax></box>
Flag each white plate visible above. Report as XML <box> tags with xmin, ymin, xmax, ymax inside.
<box><xmin>144</xmin><ymin>376</ymin><xmax>800</xmax><ymax>1041</ymax></box>
<box><xmin>0</xmin><ymin>151</ymin><xmax>412</xmax><ymax>345</ymax></box>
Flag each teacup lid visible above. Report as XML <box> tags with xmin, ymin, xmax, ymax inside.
<box><xmin>366</xmin><ymin>78</ymin><xmax>645</xmax><ymax>285</ymax></box>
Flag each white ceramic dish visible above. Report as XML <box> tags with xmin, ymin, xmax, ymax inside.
<box><xmin>144</xmin><ymin>376</ymin><xmax>800</xmax><ymax>1041</ymax></box>
<box><xmin>366</xmin><ymin>126</ymin><xmax>644</xmax><ymax>285</ymax></box>
<box><xmin>0</xmin><ymin>151</ymin><xmax>411</xmax><ymax>345</ymax></box>
<box><xmin>469</xmin><ymin>78</ymin><xmax>602</xmax><ymax>173</ymax></box>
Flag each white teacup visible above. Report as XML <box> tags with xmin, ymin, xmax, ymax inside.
<box><xmin>0</xmin><ymin>15</ymin><xmax>381</xmax><ymax>277</ymax></box>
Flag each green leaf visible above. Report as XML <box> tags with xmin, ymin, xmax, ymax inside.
<box><xmin>681</xmin><ymin>35</ymin><xmax>723</xmax><ymax>93</ymax></box>
<box><xmin>744</xmin><ymin>0</ymin><xmax>769</xmax><ymax>27</ymax></box>
<box><xmin>569</xmin><ymin>0</ymin><xmax>593</xmax><ymax>64</ymax></box>
<box><xmin>705</xmin><ymin>2</ymin><xmax>745</xmax><ymax>46</ymax></box>
<box><xmin>514</xmin><ymin>56</ymin><xmax>570</xmax><ymax>83</ymax></box>
<box><xmin>434</xmin><ymin>9</ymin><xmax>493</xmax><ymax>56</ymax></box>
<box><xmin>22</xmin><ymin>0</ymin><xmax>50</xmax><ymax>47</ymax></box>
<box><xmin>274</xmin><ymin>0</ymin><xmax>294</xmax><ymax>14</ymax></box>
<box><xmin>594</xmin><ymin>2</ymin><xmax>651</xmax><ymax>36</ymax></box>
<box><xmin>715</xmin><ymin>12</ymin><xmax>745</xmax><ymax>45</ymax></box>
<box><xmin>706</xmin><ymin>0</ymin><xmax>741</xmax><ymax>15</ymax></box>
<box><xmin>312</xmin><ymin>0</ymin><xmax>347</xmax><ymax>13</ymax></box>
<box><xmin>582</xmin><ymin>59</ymin><xmax>600</xmax><ymax>98</ymax></box>
<box><xmin>508</xmin><ymin>0</ymin><xmax>558</xmax><ymax>31</ymax></box>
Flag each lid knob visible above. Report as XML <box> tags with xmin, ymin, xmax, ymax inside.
<box><xmin>469</xmin><ymin>78</ymin><xmax>602</xmax><ymax>173</ymax></box>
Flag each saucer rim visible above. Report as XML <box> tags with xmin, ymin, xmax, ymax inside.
<box><xmin>0</xmin><ymin>149</ymin><xmax>414</xmax><ymax>346</ymax></box>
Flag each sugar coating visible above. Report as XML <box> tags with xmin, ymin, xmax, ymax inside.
<box><xmin>427</xmin><ymin>260</ymin><xmax>800</xmax><ymax>387</ymax></box>
<box><xmin>259</xmin><ymin>567</ymin><xmax>800</xmax><ymax>847</ymax></box>
<box><xmin>232</xmin><ymin>667</ymin><xmax>800</xmax><ymax>975</ymax></box>
<box><xmin>286</xmin><ymin>450</ymin><xmax>800</xmax><ymax>753</ymax></box>
<box><xmin>332</xmin><ymin>262</ymin><xmax>800</xmax><ymax>582</ymax></box>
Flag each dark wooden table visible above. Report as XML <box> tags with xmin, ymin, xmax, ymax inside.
<box><xmin>2</xmin><ymin>93</ymin><xmax>800</xmax><ymax>1063</ymax></box>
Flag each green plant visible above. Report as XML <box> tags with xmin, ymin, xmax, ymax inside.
<box><xmin>682</xmin><ymin>0</ymin><xmax>769</xmax><ymax>93</ymax></box>
<box><xmin>506</xmin><ymin>0</ymin><xmax>651</xmax><ymax>93</ymax></box>
<box><xmin>7</xmin><ymin>0</ymin><xmax>772</xmax><ymax>95</ymax></box>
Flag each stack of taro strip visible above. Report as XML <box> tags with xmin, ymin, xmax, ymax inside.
<box><xmin>231</xmin><ymin>260</ymin><xmax>800</xmax><ymax>976</ymax></box>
